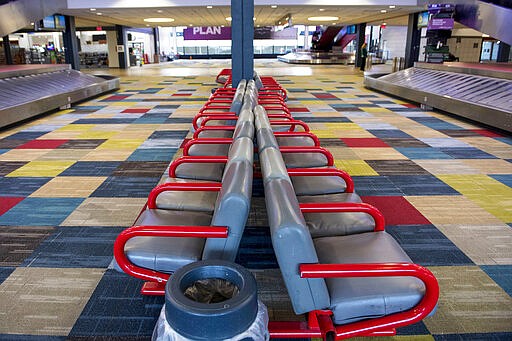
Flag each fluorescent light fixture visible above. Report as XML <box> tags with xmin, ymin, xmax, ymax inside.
<box><xmin>332</xmin><ymin>22</ymin><xmax>337</xmax><ymax>25</ymax></box>
<box><xmin>380</xmin><ymin>9</ymin><xmax>387</xmax><ymax>13</ymax></box>
<box><xmin>389</xmin><ymin>5</ymin><xmax>396</xmax><ymax>9</ymax></box>
<box><xmin>319</xmin><ymin>8</ymin><xmax>325</xmax><ymax>11</ymax></box>
<box><xmin>157</xmin><ymin>10</ymin><xmax>163</xmax><ymax>13</ymax></box>
<box><xmin>30</xmin><ymin>22</ymin><xmax>34</xmax><ymax>25</ymax></box>
<box><xmin>226</xmin><ymin>16</ymin><xmax>232</xmax><ymax>21</ymax></box>
<box><xmin>271</xmin><ymin>5</ymin><xmax>277</xmax><ymax>9</ymax></box>
<box><xmin>90</xmin><ymin>8</ymin><xmax>96</xmax><ymax>11</ymax></box>
<box><xmin>144</xmin><ymin>17</ymin><xmax>175</xmax><ymax>22</ymax></box>
<box><xmin>382</xmin><ymin>22</ymin><xmax>387</xmax><ymax>25</ymax></box>
<box><xmin>206</xmin><ymin>5</ymin><xmax>213</xmax><ymax>9</ymax></box>
<box><xmin>308</xmin><ymin>16</ymin><xmax>339</xmax><ymax>21</ymax></box>
<box><xmin>97</xmin><ymin>12</ymin><xmax>102</xmax><ymax>15</ymax></box>
<box><xmin>189</xmin><ymin>24</ymin><xmax>193</xmax><ymax>26</ymax></box>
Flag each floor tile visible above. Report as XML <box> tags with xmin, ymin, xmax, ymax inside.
<box><xmin>0</xmin><ymin>267</ymin><xmax>104</xmax><ymax>335</ymax></box>
<box><xmin>69</xmin><ymin>270</ymin><xmax>163</xmax><ymax>338</ymax></box>
<box><xmin>413</xmin><ymin>159</ymin><xmax>479</xmax><ymax>175</ymax></box>
<box><xmin>424</xmin><ymin>266</ymin><xmax>512</xmax><ymax>334</ymax></box>
<box><xmin>6</xmin><ymin>161</ymin><xmax>75</xmax><ymax>177</ymax></box>
<box><xmin>352</xmin><ymin>147</ymin><xmax>408</xmax><ymax>160</ymax></box>
<box><xmin>61</xmin><ymin>197</ymin><xmax>146</xmax><ymax>226</ymax></box>
<box><xmin>0</xmin><ymin>226</ymin><xmax>54</xmax><ymax>266</ymax></box>
<box><xmin>22</xmin><ymin>226</ymin><xmax>124</xmax><ymax>268</ymax></box>
<box><xmin>352</xmin><ymin>175</ymin><xmax>405</xmax><ymax>196</ymax></box>
<box><xmin>0</xmin><ymin>197</ymin><xmax>25</xmax><ymax>216</ymax></box>
<box><xmin>387</xmin><ymin>175</ymin><xmax>460</xmax><ymax>196</ymax></box>
<box><xmin>362</xmin><ymin>196</ymin><xmax>431</xmax><ymax>225</ymax></box>
<box><xmin>16</xmin><ymin>139</ymin><xmax>69</xmax><ymax>149</ymax></box>
<box><xmin>0</xmin><ymin>198</ymin><xmax>84</xmax><ymax>226</ymax></box>
<box><xmin>30</xmin><ymin>177</ymin><xmax>107</xmax><ymax>198</ymax></box>
<box><xmin>341</xmin><ymin>138</ymin><xmax>390</xmax><ymax>147</ymax></box>
<box><xmin>0</xmin><ymin>177</ymin><xmax>52</xmax><ymax>196</ymax></box>
<box><xmin>56</xmin><ymin>139</ymin><xmax>107</xmax><ymax>149</ymax></box>
<box><xmin>111</xmin><ymin>161</ymin><xmax>169</xmax><ymax>177</ymax></box>
<box><xmin>481</xmin><ymin>265</ymin><xmax>512</xmax><ymax>296</ymax></box>
<box><xmin>387</xmin><ymin>225</ymin><xmax>474</xmax><ymax>266</ymax></box>
<box><xmin>367</xmin><ymin>160</ymin><xmax>431</xmax><ymax>175</ymax></box>
<box><xmin>90</xmin><ymin>176</ymin><xmax>160</xmax><ymax>197</ymax></box>
<box><xmin>395</xmin><ymin>148</ymin><xmax>453</xmax><ymax>160</ymax></box>
<box><xmin>440</xmin><ymin>147</ymin><xmax>497</xmax><ymax>159</ymax></box>
<box><xmin>127</xmin><ymin>148</ymin><xmax>178</xmax><ymax>161</ymax></box>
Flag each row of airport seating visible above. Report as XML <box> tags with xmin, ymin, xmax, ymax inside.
<box><xmin>113</xmin><ymin>71</ymin><xmax>439</xmax><ymax>339</ymax></box>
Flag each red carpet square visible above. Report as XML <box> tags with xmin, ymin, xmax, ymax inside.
<box><xmin>313</xmin><ymin>93</ymin><xmax>338</xmax><ymax>99</ymax></box>
<box><xmin>289</xmin><ymin>107</ymin><xmax>310</xmax><ymax>112</ymax></box>
<box><xmin>103</xmin><ymin>95</ymin><xmax>130</xmax><ymax>101</ymax></box>
<box><xmin>403</xmin><ymin>103</ymin><xmax>418</xmax><ymax>108</ymax></box>
<box><xmin>0</xmin><ymin>197</ymin><xmax>25</xmax><ymax>216</ymax></box>
<box><xmin>121</xmin><ymin>108</ymin><xmax>150</xmax><ymax>113</ymax></box>
<box><xmin>361</xmin><ymin>196</ymin><xmax>430</xmax><ymax>225</ymax></box>
<box><xmin>172</xmin><ymin>93</ymin><xmax>192</xmax><ymax>96</ymax></box>
<box><xmin>341</xmin><ymin>138</ymin><xmax>390</xmax><ymax>147</ymax></box>
<box><xmin>471</xmin><ymin>129</ymin><xmax>504</xmax><ymax>138</ymax></box>
<box><xmin>16</xmin><ymin>139</ymin><xmax>69</xmax><ymax>149</ymax></box>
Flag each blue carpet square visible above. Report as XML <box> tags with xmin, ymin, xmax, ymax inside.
<box><xmin>139</xmin><ymin>88</ymin><xmax>164</xmax><ymax>94</ymax></box>
<box><xmin>154</xmin><ymin>104</ymin><xmax>180</xmax><ymax>109</ymax></box>
<box><xmin>74</xmin><ymin>105</ymin><xmax>106</xmax><ymax>111</ymax></box>
<box><xmin>490</xmin><ymin>174</ymin><xmax>512</xmax><ymax>187</ymax></box>
<box><xmin>352</xmin><ymin>176</ymin><xmax>404</xmax><ymax>196</ymax></box>
<box><xmin>21</xmin><ymin>226</ymin><xmax>124</xmax><ymax>268</ymax></box>
<box><xmin>434</xmin><ymin>333</ymin><xmax>512</xmax><ymax>340</ymax></box>
<box><xmin>0</xmin><ymin>177</ymin><xmax>51</xmax><ymax>196</ymax></box>
<box><xmin>387</xmin><ymin>225</ymin><xmax>474</xmax><ymax>266</ymax></box>
<box><xmin>0</xmin><ymin>198</ymin><xmax>84</xmax><ymax>226</ymax></box>
<box><xmin>410</xmin><ymin>117</ymin><xmax>463</xmax><ymax>130</ymax></box>
<box><xmin>149</xmin><ymin>130</ymin><xmax>189</xmax><ymax>139</ymax></box>
<box><xmin>133</xmin><ymin>115</ymin><xmax>169</xmax><ymax>124</ymax></box>
<box><xmin>396</xmin><ymin>321</ymin><xmax>430</xmax><ymax>335</ymax></box>
<box><xmin>299</xmin><ymin>117</ymin><xmax>351</xmax><ymax>123</ymax></box>
<box><xmin>236</xmin><ymin>226</ymin><xmax>278</xmax><ymax>269</ymax></box>
<box><xmin>3</xmin><ymin>131</ymin><xmax>47</xmax><ymax>140</ymax></box>
<box><xmin>440</xmin><ymin>147</ymin><xmax>497</xmax><ymax>159</ymax></box>
<box><xmin>395</xmin><ymin>147</ymin><xmax>453</xmax><ymax>160</ymax></box>
<box><xmin>387</xmin><ymin>175</ymin><xmax>460</xmax><ymax>195</ymax></box>
<box><xmin>60</xmin><ymin>161</ymin><xmax>121</xmax><ymax>177</ymax></box>
<box><xmin>164</xmin><ymin>118</ymin><xmax>193</xmax><ymax>124</ymax></box>
<box><xmin>127</xmin><ymin>148</ymin><xmax>178</xmax><ymax>162</ymax></box>
<box><xmin>0</xmin><ymin>267</ymin><xmax>15</xmax><ymax>285</ymax></box>
<box><xmin>69</xmin><ymin>269</ymin><xmax>164</xmax><ymax>337</ymax></box>
<box><xmin>0</xmin><ymin>149</ymin><xmax>7</xmax><ymax>155</ymax></box>
<box><xmin>495</xmin><ymin>137</ymin><xmax>512</xmax><ymax>146</ymax></box>
<box><xmin>0</xmin><ymin>336</ymin><xmax>65</xmax><ymax>340</ymax></box>
<box><xmin>73</xmin><ymin>118</ymin><xmax>137</xmax><ymax>124</ymax></box>
<box><xmin>368</xmin><ymin>129</ymin><xmax>413</xmax><ymax>139</ymax></box>
<box><xmin>91</xmin><ymin>176</ymin><xmax>160</xmax><ymax>197</ymax></box>
<box><xmin>481</xmin><ymin>265</ymin><xmax>512</xmax><ymax>297</ymax></box>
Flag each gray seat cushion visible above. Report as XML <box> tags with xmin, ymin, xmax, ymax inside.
<box><xmin>291</xmin><ymin>172</ymin><xmax>347</xmax><ymax>196</ymax></box>
<box><xmin>301</xmin><ymin>192</ymin><xmax>375</xmax><ymax>237</ymax></box>
<box><xmin>314</xmin><ymin>232</ymin><xmax>425</xmax><ymax>325</ymax></box>
<box><xmin>174</xmin><ymin>162</ymin><xmax>225</xmax><ymax>181</ymax></box>
<box><xmin>156</xmin><ymin>191</ymin><xmax>218</xmax><ymax>212</ymax></box>
<box><xmin>283</xmin><ymin>153</ymin><xmax>329</xmax><ymax>168</ymax></box>
<box><xmin>187</xmin><ymin>143</ymin><xmax>231</xmax><ymax>156</ymax></box>
<box><xmin>276</xmin><ymin>135</ymin><xmax>316</xmax><ymax>147</ymax></box>
<box><xmin>195</xmin><ymin>130</ymin><xmax>233</xmax><ymax>138</ymax></box>
<box><xmin>126</xmin><ymin>209</ymin><xmax>213</xmax><ymax>274</ymax></box>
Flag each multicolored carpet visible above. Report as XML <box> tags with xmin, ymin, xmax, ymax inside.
<box><xmin>0</xmin><ymin>60</ymin><xmax>511</xmax><ymax>340</ymax></box>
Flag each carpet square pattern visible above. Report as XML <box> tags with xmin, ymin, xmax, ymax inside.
<box><xmin>0</xmin><ymin>60</ymin><xmax>511</xmax><ymax>340</ymax></box>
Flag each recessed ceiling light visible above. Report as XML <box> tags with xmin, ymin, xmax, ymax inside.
<box><xmin>319</xmin><ymin>8</ymin><xmax>325</xmax><ymax>12</ymax></box>
<box><xmin>97</xmin><ymin>12</ymin><xmax>102</xmax><ymax>15</ymax></box>
<box><xmin>90</xmin><ymin>8</ymin><xmax>96</xmax><ymax>11</ymax></box>
<box><xmin>189</xmin><ymin>24</ymin><xmax>193</xmax><ymax>26</ymax></box>
<box><xmin>226</xmin><ymin>17</ymin><xmax>232</xmax><ymax>21</ymax></box>
<box><xmin>257</xmin><ymin>24</ymin><xmax>260</xmax><ymax>27</ymax></box>
<box><xmin>271</xmin><ymin>5</ymin><xmax>277</xmax><ymax>9</ymax></box>
<box><xmin>253</xmin><ymin>17</ymin><xmax>256</xmax><ymax>21</ymax></box>
<box><xmin>389</xmin><ymin>5</ymin><xmax>396</xmax><ymax>9</ymax></box>
<box><xmin>144</xmin><ymin>17</ymin><xmax>175</xmax><ymax>23</ymax></box>
<box><xmin>157</xmin><ymin>10</ymin><xmax>163</xmax><ymax>13</ymax></box>
<box><xmin>30</xmin><ymin>22</ymin><xmax>34</xmax><ymax>25</ymax></box>
<box><xmin>332</xmin><ymin>22</ymin><xmax>337</xmax><ymax>25</ymax></box>
<box><xmin>146</xmin><ymin>24</ymin><xmax>150</xmax><ymax>26</ymax></box>
<box><xmin>380</xmin><ymin>9</ymin><xmax>387</xmax><ymax>13</ymax></box>
<box><xmin>308</xmin><ymin>16</ymin><xmax>339</xmax><ymax>21</ymax></box>
<box><xmin>221</xmin><ymin>24</ymin><xmax>225</xmax><ymax>27</ymax></box>
<box><xmin>382</xmin><ymin>22</ymin><xmax>387</xmax><ymax>25</ymax></box>
<box><xmin>206</xmin><ymin>5</ymin><xmax>213</xmax><ymax>9</ymax></box>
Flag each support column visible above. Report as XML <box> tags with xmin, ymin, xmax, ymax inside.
<box><xmin>496</xmin><ymin>42</ymin><xmax>511</xmax><ymax>62</ymax></box>
<box><xmin>231</xmin><ymin>0</ymin><xmax>254</xmax><ymax>87</ymax></box>
<box><xmin>153</xmin><ymin>27</ymin><xmax>160</xmax><ymax>63</ymax></box>
<box><xmin>405</xmin><ymin>12</ymin><xmax>421</xmax><ymax>68</ymax></box>
<box><xmin>2</xmin><ymin>36</ymin><xmax>13</xmax><ymax>65</ymax></box>
<box><xmin>63</xmin><ymin>16</ymin><xmax>80</xmax><ymax>70</ymax></box>
<box><xmin>116</xmin><ymin>25</ymin><xmax>128</xmax><ymax>69</ymax></box>
<box><xmin>355</xmin><ymin>23</ymin><xmax>366</xmax><ymax>69</ymax></box>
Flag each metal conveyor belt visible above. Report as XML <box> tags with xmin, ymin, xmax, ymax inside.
<box><xmin>364</xmin><ymin>67</ymin><xmax>512</xmax><ymax>132</ymax></box>
<box><xmin>0</xmin><ymin>69</ymin><xmax>119</xmax><ymax>129</ymax></box>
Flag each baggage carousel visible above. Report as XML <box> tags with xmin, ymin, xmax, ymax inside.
<box><xmin>364</xmin><ymin>62</ymin><xmax>512</xmax><ymax>132</ymax></box>
<box><xmin>0</xmin><ymin>64</ymin><xmax>119</xmax><ymax>129</ymax></box>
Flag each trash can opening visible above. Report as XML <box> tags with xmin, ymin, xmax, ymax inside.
<box><xmin>184</xmin><ymin>278</ymin><xmax>240</xmax><ymax>304</ymax></box>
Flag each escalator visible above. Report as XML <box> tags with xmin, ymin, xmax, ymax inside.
<box><xmin>455</xmin><ymin>0</ymin><xmax>512</xmax><ymax>45</ymax></box>
<box><xmin>312</xmin><ymin>26</ymin><xmax>343</xmax><ymax>52</ymax></box>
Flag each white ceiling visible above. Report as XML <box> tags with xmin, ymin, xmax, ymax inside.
<box><xmin>63</xmin><ymin>4</ymin><xmax>426</xmax><ymax>29</ymax></box>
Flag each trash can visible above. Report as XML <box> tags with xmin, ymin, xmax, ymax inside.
<box><xmin>152</xmin><ymin>260</ymin><xmax>269</xmax><ymax>341</ymax></box>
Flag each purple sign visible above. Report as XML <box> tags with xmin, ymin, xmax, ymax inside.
<box><xmin>427</xmin><ymin>18</ymin><xmax>454</xmax><ymax>30</ymax></box>
<box><xmin>183</xmin><ymin>26</ymin><xmax>231</xmax><ymax>40</ymax></box>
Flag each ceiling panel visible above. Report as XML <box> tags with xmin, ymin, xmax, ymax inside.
<box><xmin>65</xmin><ymin>5</ymin><xmax>425</xmax><ymax>28</ymax></box>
